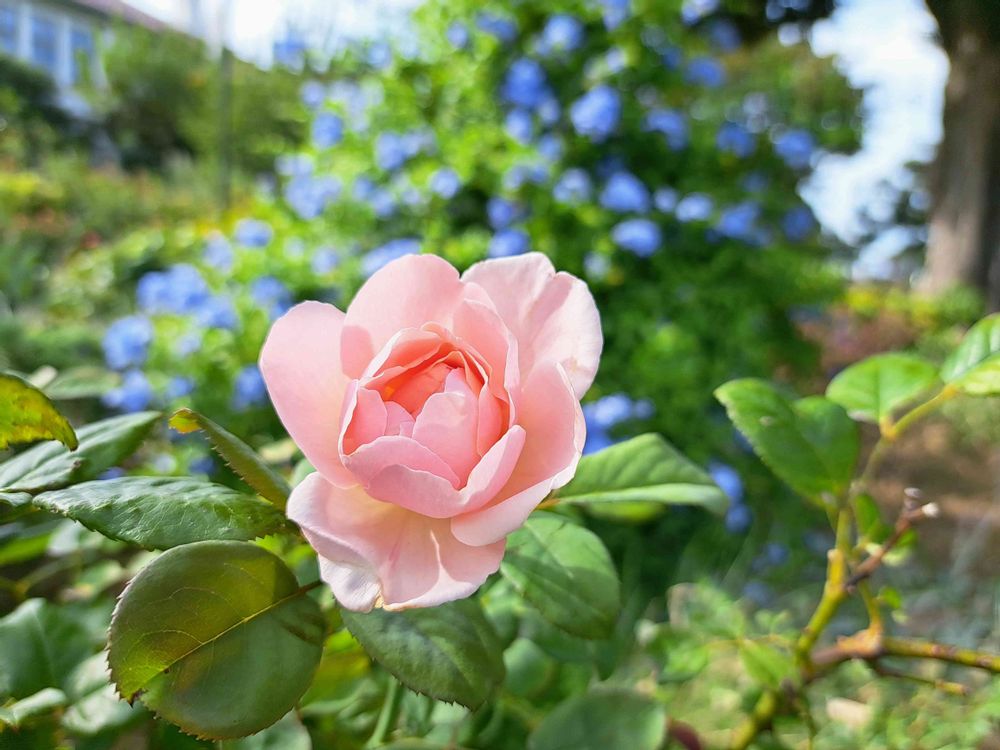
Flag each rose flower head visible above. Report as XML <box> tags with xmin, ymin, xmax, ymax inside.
<box><xmin>260</xmin><ymin>253</ymin><xmax>601</xmax><ymax>610</ymax></box>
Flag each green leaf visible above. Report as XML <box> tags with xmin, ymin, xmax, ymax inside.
<box><xmin>108</xmin><ymin>541</ymin><xmax>326</xmax><ymax>740</ymax></box>
<box><xmin>43</xmin><ymin>367</ymin><xmax>120</xmax><ymax>401</ymax></box>
<box><xmin>715</xmin><ymin>379</ymin><xmax>858</xmax><ymax>502</ymax></box>
<box><xmin>853</xmin><ymin>493</ymin><xmax>891</xmax><ymax>545</ymax></box>
<box><xmin>527</xmin><ymin>689</ymin><xmax>667</xmax><ymax>750</ymax></box>
<box><xmin>219</xmin><ymin>712</ymin><xmax>312</xmax><ymax>749</ymax></box>
<box><xmin>0</xmin><ymin>688</ymin><xmax>67</xmax><ymax>728</ymax></box>
<box><xmin>0</xmin><ymin>372</ymin><xmax>77</xmax><ymax>451</ymax></box>
<box><xmin>0</xmin><ymin>599</ymin><xmax>95</xmax><ymax>700</ymax></box>
<box><xmin>941</xmin><ymin>313</ymin><xmax>1000</xmax><ymax>394</ymax></box>
<box><xmin>645</xmin><ymin>626</ymin><xmax>710</xmax><ymax>683</ymax></box>
<box><xmin>500</xmin><ymin>515</ymin><xmax>620</xmax><ymax>639</ymax></box>
<box><xmin>341</xmin><ymin>598</ymin><xmax>505</xmax><ymax>710</ymax></box>
<box><xmin>30</xmin><ymin>476</ymin><xmax>291</xmax><ymax>549</ymax></box>
<box><xmin>61</xmin><ymin>653</ymin><xmax>143</xmax><ymax>736</ymax></box>
<box><xmin>0</xmin><ymin>412</ymin><xmax>160</xmax><ymax>494</ymax></box>
<box><xmin>554</xmin><ymin>433</ymin><xmax>728</xmax><ymax>521</ymax></box>
<box><xmin>739</xmin><ymin>640</ymin><xmax>796</xmax><ymax>690</ymax></box>
<box><xmin>169</xmin><ymin>408</ymin><xmax>290</xmax><ymax>509</ymax></box>
<box><xmin>826</xmin><ymin>353</ymin><xmax>939</xmax><ymax>424</ymax></box>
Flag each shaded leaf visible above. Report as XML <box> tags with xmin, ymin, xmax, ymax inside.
<box><xmin>43</xmin><ymin>367</ymin><xmax>120</xmax><ymax>401</ymax></box>
<box><xmin>715</xmin><ymin>379</ymin><xmax>858</xmax><ymax>501</ymax></box>
<box><xmin>0</xmin><ymin>372</ymin><xmax>77</xmax><ymax>450</ymax></box>
<box><xmin>0</xmin><ymin>412</ymin><xmax>159</xmax><ymax>494</ymax></box>
<box><xmin>169</xmin><ymin>408</ymin><xmax>290</xmax><ymax>509</ymax></box>
<box><xmin>0</xmin><ymin>688</ymin><xmax>66</xmax><ymax>728</ymax></box>
<box><xmin>61</xmin><ymin>653</ymin><xmax>143</xmax><ymax>736</ymax></box>
<box><xmin>528</xmin><ymin>689</ymin><xmax>667</xmax><ymax>750</ymax></box>
<box><xmin>108</xmin><ymin>541</ymin><xmax>325</xmax><ymax>740</ymax></box>
<box><xmin>826</xmin><ymin>353</ymin><xmax>938</xmax><ymax>424</ymax></box>
<box><xmin>555</xmin><ymin>433</ymin><xmax>728</xmax><ymax>521</ymax></box>
<box><xmin>30</xmin><ymin>476</ymin><xmax>291</xmax><ymax>549</ymax></box>
<box><xmin>0</xmin><ymin>599</ymin><xmax>95</xmax><ymax>700</ymax></box>
<box><xmin>501</xmin><ymin>515</ymin><xmax>620</xmax><ymax>639</ymax></box>
<box><xmin>739</xmin><ymin>640</ymin><xmax>796</xmax><ymax>690</ymax></box>
<box><xmin>341</xmin><ymin>599</ymin><xmax>504</xmax><ymax>710</ymax></box>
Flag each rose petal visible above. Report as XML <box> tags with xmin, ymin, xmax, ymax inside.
<box><xmin>289</xmin><ymin>472</ymin><xmax>504</xmax><ymax>611</ymax></box>
<box><xmin>411</xmin><ymin>369</ymin><xmax>480</xmax><ymax>482</ymax></box>
<box><xmin>341</xmin><ymin>386</ymin><xmax>388</xmax><ymax>453</ymax></box>
<box><xmin>463</xmin><ymin>253</ymin><xmax>602</xmax><ymax>398</ymax></box>
<box><xmin>451</xmin><ymin>364</ymin><xmax>583</xmax><ymax>546</ymax></box>
<box><xmin>342</xmin><ymin>255</ymin><xmax>488</xmax><ymax>378</ymax></box>
<box><xmin>260</xmin><ymin>301</ymin><xmax>355</xmax><ymax>488</ymax></box>
<box><xmin>344</xmin><ymin>435</ymin><xmax>461</xmax><ymax>490</ymax></box>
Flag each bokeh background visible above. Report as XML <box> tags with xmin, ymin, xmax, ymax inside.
<box><xmin>2</xmin><ymin>0</ymin><xmax>1000</xmax><ymax>746</ymax></box>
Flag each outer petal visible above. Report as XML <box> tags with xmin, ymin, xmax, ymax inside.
<box><xmin>342</xmin><ymin>255</ymin><xmax>489</xmax><ymax>378</ymax></box>
<box><xmin>463</xmin><ymin>252</ymin><xmax>602</xmax><ymax>398</ymax></box>
<box><xmin>451</xmin><ymin>364</ymin><xmax>584</xmax><ymax>546</ymax></box>
<box><xmin>288</xmin><ymin>472</ymin><xmax>504</xmax><ymax>611</ymax></box>
<box><xmin>260</xmin><ymin>301</ymin><xmax>355</xmax><ymax>488</ymax></box>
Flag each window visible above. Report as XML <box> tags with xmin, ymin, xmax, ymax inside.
<box><xmin>0</xmin><ymin>5</ymin><xmax>16</xmax><ymax>55</ymax></box>
<box><xmin>70</xmin><ymin>25</ymin><xmax>94</xmax><ymax>84</ymax></box>
<box><xmin>30</xmin><ymin>12</ymin><xmax>57</xmax><ymax>76</ymax></box>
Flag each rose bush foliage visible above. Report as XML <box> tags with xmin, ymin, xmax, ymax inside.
<box><xmin>263</xmin><ymin>253</ymin><xmax>601</xmax><ymax>609</ymax></box>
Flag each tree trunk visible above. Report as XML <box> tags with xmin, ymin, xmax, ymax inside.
<box><xmin>920</xmin><ymin>1</ymin><xmax>1000</xmax><ymax>309</ymax></box>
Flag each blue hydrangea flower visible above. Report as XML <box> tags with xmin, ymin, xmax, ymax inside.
<box><xmin>612</xmin><ymin>219</ymin><xmax>661</xmax><ymax>257</ymax></box>
<box><xmin>716</xmin><ymin>121</ymin><xmax>756</xmax><ymax>158</ymax></box>
<box><xmin>675</xmin><ymin>193</ymin><xmax>715</xmax><ymax>222</ymax></box>
<box><xmin>685</xmin><ymin>56</ymin><xmax>726</xmax><ymax>87</ymax></box>
<box><xmin>189</xmin><ymin>455</ymin><xmax>216</xmax><ymax>476</ymax></box>
<box><xmin>582</xmin><ymin>393</ymin><xmax>650</xmax><ymax>454</ymax></box>
<box><xmin>284</xmin><ymin>174</ymin><xmax>341</xmax><ymax>220</ymax></box>
<box><xmin>362</xmin><ymin>238</ymin><xmax>421</xmax><ymax>277</ymax></box>
<box><xmin>251</xmin><ymin>276</ymin><xmax>293</xmax><ymax>320</ymax></box>
<box><xmin>504</xmin><ymin>109</ymin><xmax>534</xmax><ymax>143</ymax></box>
<box><xmin>725</xmin><ymin>502</ymin><xmax>752</xmax><ymax>534</ymax></box>
<box><xmin>584</xmin><ymin>252</ymin><xmax>610</xmax><ymax>278</ymax></box>
<box><xmin>654</xmin><ymin>187</ymin><xmax>679</xmax><ymax>213</ymax></box>
<box><xmin>708</xmin><ymin>461</ymin><xmax>744</xmax><ymax>504</ymax></box>
<box><xmin>503</xmin><ymin>161</ymin><xmax>549</xmax><ymax>191</ymax></box>
<box><xmin>537</xmin><ymin>97</ymin><xmax>561</xmax><ymax>126</ymax></box>
<box><xmin>488</xmin><ymin>228</ymin><xmax>530</xmax><ymax>258</ymax></box>
<box><xmin>300</xmin><ymin>80</ymin><xmax>325</xmax><ymax>109</ymax></box>
<box><xmin>476</xmin><ymin>12</ymin><xmax>517</xmax><ymax>42</ymax></box>
<box><xmin>645</xmin><ymin>109</ymin><xmax>689</xmax><ymax>150</ymax></box>
<box><xmin>716</xmin><ymin>202</ymin><xmax>761</xmax><ymax>242</ymax></box>
<box><xmin>233</xmin><ymin>365</ymin><xmax>267</xmax><ymax>410</ymax></box>
<box><xmin>501</xmin><ymin>58</ymin><xmax>550</xmax><ymax>109</ymax></box>
<box><xmin>103</xmin><ymin>370</ymin><xmax>153</xmax><ymax>413</ymax></box>
<box><xmin>446</xmin><ymin>22</ymin><xmax>469</xmax><ymax>49</ymax></box>
<box><xmin>103</xmin><ymin>315</ymin><xmax>153</xmax><ymax>371</ymax></box>
<box><xmin>137</xmin><ymin>264</ymin><xmax>210</xmax><ymax>315</ymax></box>
<box><xmin>570</xmin><ymin>85</ymin><xmax>621</xmax><ymax>142</ymax></box>
<box><xmin>195</xmin><ymin>295</ymin><xmax>238</xmax><ymax>331</ymax></box>
<box><xmin>234</xmin><ymin>219</ymin><xmax>273</xmax><ymax>248</ymax></box>
<box><xmin>273</xmin><ymin>35</ymin><xmax>306</xmax><ymax>68</ymax></box>
<box><xmin>538</xmin><ymin>14</ymin><xmax>583</xmax><ymax>56</ymax></box>
<box><xmin>707</xmin><ymin>19</ymin><xmax>741</xmax><ymax>51</ymax></box>
<box><xmin>773</xmin><ymin>129</ymin><xmax>815</xmax><ymax>169</ymax></box>
<box><xmin>175</xmin><ymin>332</ymin><xmax>202</xmax><ymax>357</ymax></box>
<box><xmin>275</xmin><ymin>154</ymin><xmax>313</xmax><ymax>178</ymax></box>
<box><xmin>165</xmin><ymin>376</ymin><xmax>194</xmax><ymax>399</ymax></box>
<box><xmin>554</xmin><ymin>168</ymin><xmax>593</xmax><ymax>205</ymax></box>
<box><xmin>487</xmin><ymin>197</ymin><xmax>519</xmax><ymax>229</ymax></box>
<box><xmin>661</xmin><ymin>45</ymin><xmax>683</xmax><ymax>69</ymax></box>
<box><xmin>353</xmin><ymin>175</ymin><xmax>377</xmax><ymax>202</ymax></box>
<box><xmin>370</xmin><ymin>188</ymin><xmax>397</xmax><ymax>218</ymax></box>
<box><xmin>311</xmin><ymin>246</ymin><xmax>340</xmax><ymax>274</ymax></box>
<box><xmin>203</xmin><ymin>234</ymin><xmax>233</xmax><ymax>271</ymax></box>
<box><xmin>600</xmin><ymin>171</ymin><xmax>650</xmax><ymax>213</ymax></box>
<box><xmin>782</xmin><ymin>205</ymin><xmax>817</xmax><ymax>241</ymax></box>
<box><xmin>375</xmin><ymin>132</ymin><xmax>409</xmax><ymax>172</ymax></box>
<box><xmin>366</xmin><ymin>41</ymin><xmax>392</xmax><ymax>70</ymax></box>
<box><xmin>429</xmin><ymin>167</ymin><xmax>461</xmax><ymax>198</ymax></box>
<box><xmin>537</xmin><ymin>134</ymin><xmax>564</xmax><ymax>162</ymax></box>
<box><xmin>311</xmin><ymin>112</ymin><xmax>344</xmax><ymax>148</ymax></box>
<box><xmin>681</xmin><ymin>0</ymin><xmax>720</xmax><ymax>24</ymax></box>
<box><xmin>100</xmin><ymin>467</ymin><xmax>126</xmax><ymax>480</ymax></box>
<box><xmin>599</xmin><ymin>0</ymin><xmax>631</xmax><ymax>29</ymax></box>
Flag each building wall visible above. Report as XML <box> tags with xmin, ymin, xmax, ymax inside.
<box><xmin>0</xmin><ymin>0</ymin><xmax>104</xmax><ymax>92</ymax></box>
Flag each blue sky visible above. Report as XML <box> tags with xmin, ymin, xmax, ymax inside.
<box><xmin>129</xmin><ymin>0</ymin><xmax>948</xmax><ymax>254</ymax></box>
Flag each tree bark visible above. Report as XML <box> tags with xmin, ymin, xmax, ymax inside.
<box><xmin>920</xmin><ymin>1</ymin><xmax>1000</xmax><ymax>309</ymax></box>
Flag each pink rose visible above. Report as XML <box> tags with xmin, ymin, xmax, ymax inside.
<box><xmin>260</xmin><ymin>253</ymin><xmax>601</xmax><ymax>611</ymax></box>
